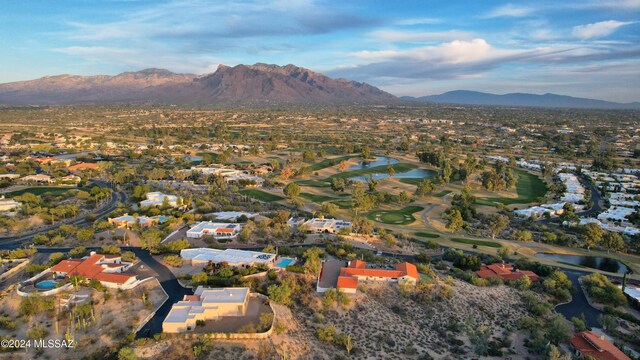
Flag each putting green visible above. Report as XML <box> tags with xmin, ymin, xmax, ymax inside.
<box><xmin>367</xmin><ymin>206</ymin><xmax>424</xmax><ymax>225</ymax></box>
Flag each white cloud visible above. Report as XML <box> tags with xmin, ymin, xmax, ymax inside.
<box><xmin>485</xmin><ymin>4</ymin><xmax>534</xmax><ymax>18</ymax></box>
<box><xmin>572</xmin><ymin>20</ymin><xmax>634</xmax><ymax>39</ymax></box>
<box><xmin>370</xmin><ymin>30</ymin><xmax>473</xmax><ymax>43</ymax></box>
<box><xmin>349</xmin><ymin>39</ymin><xmax>521</xmax><ymax>64</ymax></box>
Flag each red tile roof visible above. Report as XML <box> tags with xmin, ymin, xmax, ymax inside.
<box><xmin>94</xmin><ymin>272</ymin><xmax>135</xmax><ymax>285</ymax></box>
<box><xmin>476</xmin><ymin>263</ymin><xmax>540</xmax><ymax>282</ymax></box>
<box><xmin>50</xmin><ymin>259</ymin><xmax>83</xmax><ymax>273</ymax></box>
<box><xmin>335</xmin><ymin>261</ymin><xmax>418</xmax><ymax>291</ymax></box>
<box><xmin>49</xmin><ymin>253</ymin><xmax>134</xmax><ymax>285</ymax></box>
<box><xmin>215</xmin><ymin>228</ymin><xmax>235</xmax><ymax>233</ymax></box>
<box><xmin>336</xmin><ymin>276</ymin><xmax>359</xmax><ymax>289</ymax></box>
<box><xmin>570</xmin><ymin>331</ymin><xmax>630</xmax><ymax>360</ymax></box>
<box><xmin>183</xmin><ymin>295</ymin><xmax>201</xmax><ymax>301</ymax></box>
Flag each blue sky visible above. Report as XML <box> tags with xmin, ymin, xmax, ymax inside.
<box><xmin>1</xmin><ymin>0</ymin><xmax>639</xmax><ymax>102</ymax></box>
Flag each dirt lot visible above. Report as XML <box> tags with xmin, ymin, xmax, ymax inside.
<box><xmin>132</xmin><ymin>274</ymin><xmax>535</xmax><ymax>360</ymax></box>
<box><xmin>0</xmin><ymin>279</ymin><xmax>167</xmax><ymax>359</ymax></box>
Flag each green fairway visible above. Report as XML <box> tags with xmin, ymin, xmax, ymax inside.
<box><xmin>307</xmin><ymin>155</ymin><xmax>357</xmax><ymax>172</ymax></box>
<box><xmin>399</xmin><ymin>178</ymin><xmax>422</xmax><ymax>185</ymax></box>
<box><xmin>330</xmin><ymin>199</ymin><xmax>353</xmax><ymax>209</ymax></box>
<box><xmin>476</xmin><ymin>168</ymin><xmax>547</xmax><ymax>206</ymax></box>
<box><xmin>451</xmin><ymin>238</ymin><xmax>502</xmax><ymax>248</ymax></box>
<box><xmin>433</xmin><ymin>190</ymin><xmax>452</xmax><ymax>198</ymax></box>
<box><xmin>296</xmin><ymin>179</ymin><xmax>331</xmax><ymax>188</ymax></box>
<box><xmin>367</xmin><ymin>205</ymin><xmax>424</xmax><ymax>225</ymax></box>
<box><xmin>196</xmin><ymin>152</ymin><xmax>219</xmax><ymax>163</ymax></box>
<box><xmin>415</xmin><ymin>232</ymin><xmax>440</xmax><ymax>238</ymax></box>
<box><xmin>328</xmin><ymin>163</ymin><xmax>418</xmax><ymax>180</ymax></box>
<box><xmin>239</xmin><ymin>189</ymin><xmax>284</xmax><ymax>202</ymax></box>
<box><xmin>300</xmin><ymin>192</ymin><xmax>336</xmax><ymax>203</ymax></box>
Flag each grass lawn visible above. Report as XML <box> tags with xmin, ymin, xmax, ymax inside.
<box><xmin>6</xmin><ymin>186</ymin><xmax>91</xmax><ymax>197</ymax></box>
<box><xmin>414</xmin><ymin>232</ymin><xmax>440</xmax><ymax>238</ymax></box>
<box><xmin>476</xmin><ymin>168</ymin><xmax>547</xmax><ymax>206</ymax></box>
<box><xmin>239</xmin><ymin>189</ymin><xmax>284</xmax><ymax>202</ymax></box>
<box><xmin>328</xmin><ymin>163</ymin><xmax>418</xmax><ymax>180</ymax></box>
<box><xmin>196</xmin><ymin>152</ymin><xmax>219</xmax><ymax>162</ymax></box>
<box><xmin>296</xmin><ymin>179</ymin><xmax>331</xmax><ymax>188</ymax></box>
<box><xmin>300</xmin><ymin>192</ymin><xmax>336</xmax><ymax>203</ymax></box>
<box><xmin>433</xmin><ymin>190</ymin><xmax>452</xmax><ymax>198</ymax></box>
<box><xmin>399</xmin><ymin>178</ymin><xmax>422</xmax><ymax>185</ymax></box>
<box><xmin>330</xmin><ymin>199</ymin><xmax>353</xmax><ymax>209</ymax></box>
<box><xmin>307</xmin><ymin>155</ymin><xmax>356</xmax><ymax>172</ymax></box>
<box><xmin>367</xmin><ymin>205</ymin><xmax>424</xmax><ymax>225</ymax></box>
<box><xmin>451</xmin><ymin>238</ymin><xmax>502</xmax><ymax>248</ymax></box>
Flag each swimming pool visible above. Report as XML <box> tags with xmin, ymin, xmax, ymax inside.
<box><xmin>35</xmin><ymin>280</ymin><xmax>58</xmax><ymax>290</ymax></box>
<box><xmin>275</xmin><ymin>258</ymin><xmax>295</xmax><ymax>268</ymax></box>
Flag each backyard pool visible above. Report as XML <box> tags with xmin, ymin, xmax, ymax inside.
<box><xmin>35</xmin><ymin>280</ymin><xmax>58</xmax><ymax>290</ymax></box>
<box><xmin>275</xmin><ymin>258</ymin><xmax>296</xmax><ymax>268</ymax></box>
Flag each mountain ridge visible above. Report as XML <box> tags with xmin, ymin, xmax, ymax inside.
<box><xmin>402</xmin><ymin>90</ymin><xmax>640</xmax><ymax>110</ymax></box>
<box><xmin>0</xmin><ymin>64</ymin><xmax>395</xmax><ymax>105</ymax></box>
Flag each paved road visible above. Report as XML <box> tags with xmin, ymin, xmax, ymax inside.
<box><xmin>555</xmin><ymin>269</ymin><xmax>603</xmax><ymax>328</ymax></box>
<box><xmin>576</xmin><ymin>172</ymin><xmax>604</xmax><ymax>217</ymax></box>
<box><xmin>0</xmin><ymin>186</ymin><xmax>125</xmax><ymax>249</ymax></box>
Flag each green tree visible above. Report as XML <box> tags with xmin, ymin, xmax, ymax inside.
<box><xmin>444</xmin><ymin>209</ymin><xmax>465</xmax><ymax>231</ymax></box>
<box><xmin>283</xmin><ymin>182</ymin><xmax>301</xmax><ymax>199</ymax></box>
<box><xmin>361</xmin><ymin>145</ymin><xmax>371</xmax><ymax>160</ymax></box>
<box><xmin>76</xmin><ymin>229</ymin><xmax>94</xmax><ymax>242</ymax></box>
<box><xmin>415</xmin><ymin>179</ymin><xmax>436</xmax><ymax>196</ymax></box>
<box><xmin>488</xmin><ymin>215</ymin><xmax>509</xmax><ymax>239</ymax></box>
<box><xmin>545</xmin><ymin>314</ymin><xmax>570</xmax><ymax>344</ymax></box>
<box><xmin>118</xmin><ymin>347</ymin><xmax>137</xmax><ymax>360</ymax></box>
<box><xmin>582</xmin><ymin>222</ymin><xmax>605</xmax><ymax>251</ymax></box>
<box><xmin>602</xmin><ymin>232</ymin><xmax>624</xmax><ymax>254</ymax></box>
<box><xmin>397</xmin><ymin>191</ymin><xmax>410</xmax><ymax>205</ymax></box>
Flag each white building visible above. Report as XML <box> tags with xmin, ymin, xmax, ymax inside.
<box><xmin>186</xmin><ymin>222</ymin><xmax>242</xmax><ymax>238</ymax></box>
<box><xmin>0</xmin><ymin>196</ymin><xmax>20</xmax><ymax>212</ymax></box>
<box><xmin>597</xmin><ymin>206</ymin><xmax>635</xmax><ymax>222</ymax></box>
<box><xmin>210</xmin><ymin>211</ymin><xmax>258</xmax><ymax>222</ymax></box>
<box><xmin>303</xmin><ymin>218</ymin><xmax>353</xmax><ymax>233</ymax></box>
<box><xmin>162</xmin><ymin>287</ymin><xmax>250</xmax><ymax>333</ymax></box>
<box><xmin>140</xmin><ymin>191</ymin><xmax>178</xmax><ymax>208</ymax></box>
<box><xmin>180</xmin><ymin>248</ymin><xmax>276</xmax><ymax>266</ymax></box>
<box><xmin>20</xmin><ymin>174</ymin><xmax>53</xmax><ymax>183</ymax></box>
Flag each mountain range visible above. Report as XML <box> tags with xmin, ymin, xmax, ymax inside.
<box><xmin>401</xmin><ymin>90</ymin><xmax>640</xmax><ymax>110</ymax></box>
<box><xmin>0</xmin><ymin>64</ymin><xmax>638</xmax><ymax>109</ymax></box>
<box><xmin>0</xmin><ymin>64</ymin><xmax>394</xmax><ymax>105</ymax></box>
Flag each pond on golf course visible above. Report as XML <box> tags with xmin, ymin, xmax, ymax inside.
<box><xmin>349</xmin><ymin>156</ymin><xmax>437</xmax><ymax>182</ymax></box>
<box><xmin>535</xmin><ymin>253</ymin><xmax>630</xmax><ymax>274</ymax></box>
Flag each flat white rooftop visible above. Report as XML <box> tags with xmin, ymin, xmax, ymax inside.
<box><xmin>180</xmin><ymin>248</ymin><xmax>275</xmax><ymax>265</ymax></box>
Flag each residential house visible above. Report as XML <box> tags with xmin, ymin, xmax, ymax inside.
<box><xmin>186</xmin><ymin>222</ymin><xmax>242</xmax><ymax>239</ymax></box>
<box><xmin>162</xmin><ymin>287</ymin><xmax>250</xmax><ymax>333</ymax></box>
<box><xmin>20</xmin><ymin>174</ymin><xmax>53</xmax><ymax>183</ymax></box>
<box><xmin>180</xmin><ymin>248</ymin><xmax>276</xmax><ymax>267</ymax></box>
<box><xmin>140</xmin><ymin>191</ymin><xmax>178</xmax><ymax>208</ymax></box>
<box><xmin>303</xmin><ymin>218</ymin><xmax>353</xmax><ymax>234</ymax></box>
<box><xmin>319</xmin><ymin>260</ymin><xmax>419</xmax><ymax>294</ymax></box>
<box><xmin>49</xmin><ymin>251</ymin><xmax>137</xmax><ymax>288</ymax></box>
<box><xmin>0</xmin><ymin>196</ymin><xmax>20</xmax><ymax>212</ymax></box>
<box><xmin>108</xmin><ymin>214</ymin><xmax>169</xmax><ymax>228</ymax></box>
<box><xmin>476</xmin><ymin>263</ymin><xmax>540</xmax><ymax>282</ymax></box>
<box><xmin>570</xmin><ymin>331</ymin><xmax>630</xmax><ymax>360</ymax></box>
